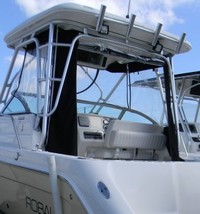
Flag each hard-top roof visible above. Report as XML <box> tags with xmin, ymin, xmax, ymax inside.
<box><xmin>5</xmin><ymin>3</ymin><xmax>191</xmax><ymax>56</ymax></box>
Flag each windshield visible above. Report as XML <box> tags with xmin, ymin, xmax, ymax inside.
<box><xmin>176</xmin><ymin>77</ymin><xmax>200</xmax><ymax>123</ymax></box>
<box><xmin>77</xmin><ymin>66</ymin><xmax>166</xmax><ymax>124</ymax></box>
<box><xmin>180</xmin><ymin>98</ymin><xmax>200</xmax><ymax>123</ymax></box>
<box><xmin>2</xmin><ymin>45</ymin><xmax>47</xmax><ymax>114</ymax></box>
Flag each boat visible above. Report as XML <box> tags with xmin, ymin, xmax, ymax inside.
<box><xmin>174</xmin><ymin>71</ymin><xmax>200</xmax><ymax>160</ymax></box>
<box><xmin>0</xmin><ymin>3</ymin><xmax>199</xmax><ymax>214</ymax></box>
<box><xmin>134</xmin><ymin>70</ymin><xmax>200</xmax><ymax>161</ymax></box>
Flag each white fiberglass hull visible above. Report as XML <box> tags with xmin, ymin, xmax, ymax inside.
<box><xmin>0</xmin><ymin>148</ymin><xmax>200</xmax><ymax>214</ymax></box>
<box><xmin>0</xmin><ymin>162</ymin><xmax>85</xmax><ymax>214</ymax></box>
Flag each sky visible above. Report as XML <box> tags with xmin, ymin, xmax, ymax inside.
<box><xmin>0</xmin><ymin>0</ymin><xmax>200</xmax><ymax>89</ymax></box>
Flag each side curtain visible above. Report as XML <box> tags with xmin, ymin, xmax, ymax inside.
<box><xmin>46</xmin><ymin>29</ymin><xmax>78</xmax><ymax>155</ymax></box>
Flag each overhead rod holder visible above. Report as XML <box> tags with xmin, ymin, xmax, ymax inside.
<box><xmin>152</xmin><ymin>23</ymin><xmax>163</xmax><ymax>47</ymax></box>
<box><xmin>126</xmin><ymin>14</ymin><xmax>136</xmax><ymax>41</ymax></box>
<box><xmin>96</xmin><ymin>5</ymin><xmax>107</xmax><ymax>32</ymax></box>
<box><xmin>176</xmin><ymin>33</ymin><xmax>186</xmax><ymax>54</ymax></box>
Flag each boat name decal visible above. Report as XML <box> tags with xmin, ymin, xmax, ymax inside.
<box><xmin>26</xmin><ymin>196</ymin><xmax>52</xmax><ymax>214</ymax></box>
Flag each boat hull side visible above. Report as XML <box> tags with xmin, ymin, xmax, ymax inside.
<box><xmin>0</xmin><ymin>161</ymin><xmax>86</xmax><ymax>214</ymax></box>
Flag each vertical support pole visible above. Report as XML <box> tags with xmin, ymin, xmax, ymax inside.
<box><xmin>168</xmin><ymin>56</ymin><xmax>183</xmax><ymax>159</ymax></box>
<box><xmin>40</xmin><ymin>23</ymin><xmax>54</xmax><ymax>148</ymax></box>
<box><xmin>48</xmin><ymin>155</ymin><xmax>63</xmax><ymax>214</ymax></box>
<box><xmin>154</xmin><ymin>69</ymin><xmax>167</xmax><ymax>123</ymax></box>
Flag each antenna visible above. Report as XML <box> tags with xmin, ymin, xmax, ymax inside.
<box><xmin>126</xmin><ymin>0</ymin><xmax>131</xmax><ymax>19</ymax></box>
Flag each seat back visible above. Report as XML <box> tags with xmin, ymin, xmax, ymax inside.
<box><xmin>105</xmin><ymin>120</ymin><xmax>166</xmax><ymax>150</ymax></box>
